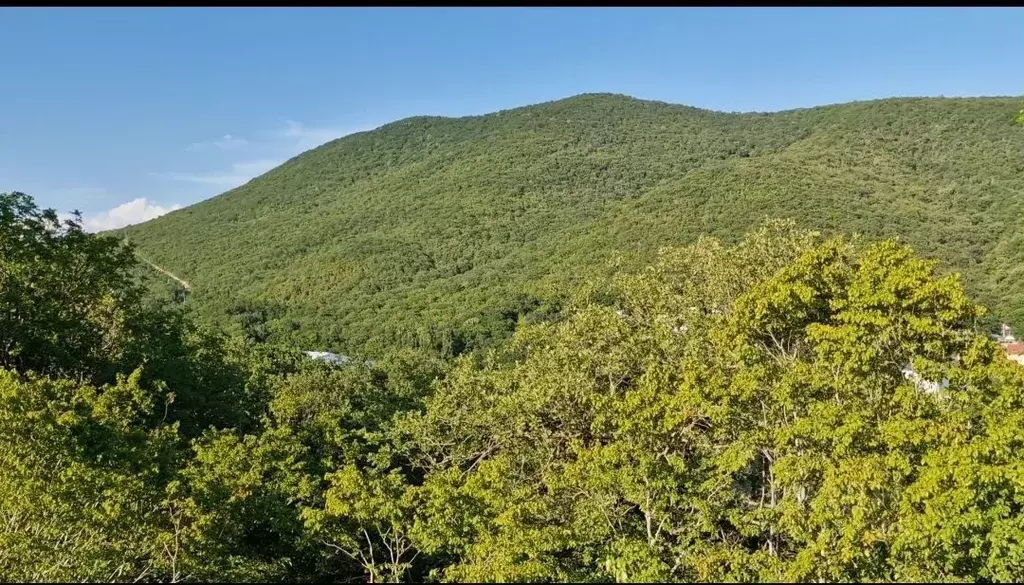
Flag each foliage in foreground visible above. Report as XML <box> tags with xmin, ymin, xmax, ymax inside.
<box><xmin>3</xmin><ymin>193</ymin><xmax>1024</xmax><ymax>582</ymax></box>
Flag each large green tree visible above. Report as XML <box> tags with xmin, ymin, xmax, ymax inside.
<box><xmin>0</xmin><ymin>192</ymin><xmax>147</xmax><ymax>380</ymax></box>
<box><xmin>0</xmin><ymin>368</ymin><xmax>179</xmax><ymax>581</ymax></box>
<box><xmin>0</xmin><ymin>193</ymin><xmax>313</xmax><ymax>581</ymax></box>
<box><xmin>396</xmin><ymin>221</ymin><xmax>1024</xmax><ymax>582</ymax></box>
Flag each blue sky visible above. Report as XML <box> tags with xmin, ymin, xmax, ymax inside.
<box><xmin>1</xmin><ymin>7</ymin><xmax>1021</xmax><ymax>230</ymax></box>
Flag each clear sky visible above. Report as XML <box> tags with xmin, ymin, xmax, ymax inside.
<box><xmin>1</xmin><ymin>7</ymin><xmax>1021</xmax><ymax>230</ymax></box>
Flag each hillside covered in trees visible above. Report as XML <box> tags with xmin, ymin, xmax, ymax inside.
<box><xmin>118</xmin><ymin>93</ymin><xmax>1024</xmax><ymax>357</ymax></box>
<box><xmin>6</xmin><ymin>191</ymin><xmax>1024</xmax><ymax>582</ymax></box>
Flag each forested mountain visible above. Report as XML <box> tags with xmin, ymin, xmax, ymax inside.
<box><xmin>118</xmin><ymin>93</ymin><xmax>1024</xmax><ymax>356</ymax></box>
<box><xmin>6</xmin><ymin>191</ymin><xmax>1024</xmax><ymax>582</ymax></box>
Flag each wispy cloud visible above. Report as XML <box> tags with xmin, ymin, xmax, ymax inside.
<box><xmin>186</xmin><ymin>134</ymin><xmax>249</xmax><ymax>152</ymax></box>
<box><xmin>156</xmin><ymin>120</ymin><xmax>374</xmax><ymax>192</ymax></box>
<box><xmin>151</xmin><ymin>159</ymin><xmax>282</xmax><ymax>188</ymax></box>
<box><xmin>280</xmin><ymin>120</ymin><xmax>361</xmax><ymax>152</ymax></box>
<box><xmin>73</xmin><ymin>198</ymin><xmax>182</xmax><ymax>232</ymax></box>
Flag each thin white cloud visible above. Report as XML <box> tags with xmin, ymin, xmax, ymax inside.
<box><xmin>279</xmin><ymin>120</ymin><xmax>373</xmax><ymax>152</ymax></box>
<box><xmin>186</xmin><ymin>134</ymin><xmax>249</xmax><ymax>152</ymax></box>
<box><xmin>281</xmin><ymin>120</ymin><xmax>343</xmax><ymax>150</ymax></box>
<box><xmin>231</xmin><ymin>159</ymin><xmax>283</xmax><ymax>176</ymax></box>
<box><xmin>74</xmin><ymin>198</ymin><xmax>182</xmax><ymax>232</ymax></box>
<box><xmin>152</xmin><ymin>159</ymin><xmax>282</xmax><ymax>188</ymax></box>
<box><xmin>155</xmin><ymin>120</ymin><xmax>374</xmax><ymax>194</ymax></box>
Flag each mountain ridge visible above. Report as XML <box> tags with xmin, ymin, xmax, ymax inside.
<box><xmin>128</xmin><ymin>92</ymin><xmax>1024</xmax><ymax>229</ymax></box>
<box><xmin>119</xmin><ymin>93</ymin><xmax>1024</xmax><ymax>356</ymax></box>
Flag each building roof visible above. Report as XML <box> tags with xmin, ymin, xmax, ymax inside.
<box><xmin>1002</xmin><ymin>343</ymin><xmax>1024</xmax><ymax>356</ymax></box>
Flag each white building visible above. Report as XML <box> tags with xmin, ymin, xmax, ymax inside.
<box><xmin>995</xmin><ymin>323</ymin><xmax>1017</xmax><ymax>344</ymax></box>
<box><xmin>303</xmin><ymin>351</ymin><xmax>376</xmax><ymax>367</ymax></box>
<box><xmin>901</xmin><ymin>364</ymin><xmax>949</xmax><ymax>395</ymax></box>
<box><xmin>303</xmin><ymin>351</ymin><xmax>352</xmax><ymax>366</ymax></box>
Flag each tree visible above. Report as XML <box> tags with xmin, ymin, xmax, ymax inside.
<box><xmin>302</xmin><ymin>466</ymin><xmax>421</xmax><ymax>583</ymax></box>
<box><xmin>159</xmin><ymin>426</ymin><xmax>314</xmax><ymax>582</ymax></box>
<box><xmin>0</xmin><ymin>368</ymin><xmax>178</xmax><ymax>582</ymax></box>
<box><xmin>0</xmin><ymin>192</ymin><xmax>319</xmax><ymax>580</ymax></box>
<box><xmin>0</xmin><ymin>192</ymin><xmax>145</xmax><ymax>380</ymax></box>
<box><xmin>400</xmin><ymin>221</ymin><xmax>1024</xmax><ymax>582</ymax></box>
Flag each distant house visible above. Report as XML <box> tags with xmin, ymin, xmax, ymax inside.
<box><xmin>995</xmin><ymin>323</ymin><xmax>1017</xmax><ymax>344</ymax></box>
<box><xmin>303</xmin><ymin>351</ymin><xmax>352</xmax><ymax>366</ymax></box>
<box><xmin>302</xmin><ymin>351</ymin><xmax>376</xmax><ymax>367</ymax></box>
<box><xmin>992</xmin><ymin>324</ymin><xmax>1024</xmax><ymax>366</ymax></box>
<box><xmin>1003</xmin><ymin>343</ymin><xmax>1024</xmax><ymax>366</ymax></box>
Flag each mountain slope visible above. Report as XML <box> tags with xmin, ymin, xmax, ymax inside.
<box><xmin>120</xmin><ymin>93</ymin><xmax>1024</xmax><ymax>355</ymax></box>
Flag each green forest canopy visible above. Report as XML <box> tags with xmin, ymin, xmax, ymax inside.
<box><xmin>4</xmin><ymin>192</ymin><xmax>1024</xmax><ymax>582</ymax></box>
<box><xmin>118</xmin><ymin>93</ymin><xmax>1024</xmax><ymax>358</ymax></box>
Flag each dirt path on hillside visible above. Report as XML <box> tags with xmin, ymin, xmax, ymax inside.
<box><xmin>137</xmin><ymin>255</ymin><xmax>192</xmax><ymax>292</ymax></box>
